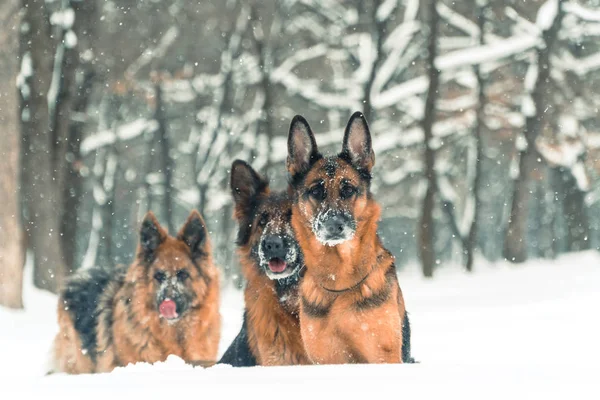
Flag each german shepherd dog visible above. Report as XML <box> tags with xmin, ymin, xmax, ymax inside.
<box><xmin>286</xmin><ymin>112</ymin><xmax>414</xmax><ymax>364</ymax></box>
<box><xmin>51</xmin><ymin>210</ymin><xmax>221</xmax><ymax>374</ymax></box>
<box><xmin>218</xmin><ymin>160</ymin><xmax>309</xmax><ymax>366</ymax></box>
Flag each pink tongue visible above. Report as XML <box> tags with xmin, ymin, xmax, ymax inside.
<box><xmin>159</xmin><ymin>299</ymin><xmax>178</xmax><ymax>319</ymax></box>
<box><xmin>268</xmin><ymin>258</ymin><xmax>287</xmax><ymax>273</ymax></box>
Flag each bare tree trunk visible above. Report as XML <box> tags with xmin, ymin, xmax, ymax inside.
<box><xmin>465</xmin><ymin>2</ymin><xmax>487</xmax><ymax>272</ymax></box>
<box><xmin>143</xmin><ymin>129</ymin><xmax>156</xmax><ymax>212</ymax></box>
<box><xmin>0</xmin><ymin>0</ymin><xmax>24</xmax><ymax>308</ymax></box>
<box><xmin>250</xmin><ymin>4</ymin><xmax>275</xmax><ymax>175</ymax></box>
<box><xmin>418</xmin><ymin>0</ymin><xmax>440</xmax><ymax>278</ymax></box>
<box><xmin>504</xmin><ymin>0</ymin><xmax>564</xmax><ymax>263</ymax></box>
<box><xmin>554</xmin><ymin>167</ymin><xmax>590</xmax><ymax>252</ymax></box>
<box><xmin>363</xmin><ymin>0</ymin><xmax>384</xmax><ymax>123</ymax></box>
<box><xmin>20</xmin><ymin>0</ymin><xmax>66</xmax><ymax>292</ymax></box>
<box><xmin>100</xmin><ymin>150</ymin><xmax>118</xmax><ymax>267</ymax></box>
<box><xmin>60</xmin><ymin>0</ymin><xmax>97</xmax><ymax>274</ymax></box>
<box><xmin>155</xmin><ymin>82</ymin><xmax>174</xmax><ymax>233</ymax></box>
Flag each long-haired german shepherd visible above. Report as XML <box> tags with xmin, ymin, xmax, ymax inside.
<box><xmin>286</xmin><ymin>112</ymin><xmax>414</xmax><ymax>364</ymax></box>
<box><xmin>218</xmin><ymin>160</ymin><xmax>309</xmax><ymax>366</ymax></box>
<box><xmin>51</xmin><ymin>210</ymin><xmax>221</xmax><ymax>374</ymax></box>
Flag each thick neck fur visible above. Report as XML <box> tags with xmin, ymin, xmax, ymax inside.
<box><xmin>238</xmin><ymin>246</ymin><xmax>300</xmax><ymax>316</ymax></box>
<box><xmin>238</xmin><ymin>245</ymin><xmax>307</xmax><ymax>365</ymax></box>
<box><xmin>292</xmin><ymin>198</ymin><xmax>382</xmax><ymax>291</ymax></box>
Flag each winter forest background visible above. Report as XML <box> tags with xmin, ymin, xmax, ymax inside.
<box><xmin>1</xmin><ymin>0</ymin><xmax>600</xmax><ymax>308</ymax></box>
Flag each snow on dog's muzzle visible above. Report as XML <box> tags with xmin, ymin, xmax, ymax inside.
<box><xmin>259</xmin><ymin>233</ymin><xmax>299</xmax><ymax>279</ymax></box>
<box><xmin>262</xmin><ymin>234</ymin><xmax>288</xmax><ymax>273</ymax></box>
<box><xmin>313</xmin><ymin>210</ymin><xmax>355</xmax><ymax>246</ymax></box>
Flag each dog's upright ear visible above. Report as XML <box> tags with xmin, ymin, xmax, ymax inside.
<box><xmin>178</xmin><ymin>210</ymin><xmax>209</xmax><ymax>259</ymax></box>
<box><xmin>230</xmin><ymin>160</ymin><xmax>269</xmax><ymax>220</ymax></box>
<box><xmin>287</xmin><ymin>115</ymin><xmax>320</xmax><ymax>178</ymax></box>
<box><xmin>341</xmin><ymin>111</ymin><xmax>375</xmax><ymax>172</ymax></box>
<box><xmin>139</xmin><ymin>212</ymin><xmax>168</xmax><ymax>263</ymax></box>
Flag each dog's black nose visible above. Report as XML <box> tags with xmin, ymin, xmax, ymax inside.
<box><xmin>264</xmin><ymin>235</ymin><xmax>284</xmax><ymax>251</ymax></box>
<box><xmin>262</xmin><ymin>235</ymin><xmax>287</xmax><ymax>258</ymax></box>
<box><xmin>323</xmin><ymin>214</ymin><xmax>347</xmax><ymax>236</ymax></box>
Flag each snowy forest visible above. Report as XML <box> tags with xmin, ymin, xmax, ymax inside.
<box><xmin>1</xmin><ymin>0</ymin><xmax>600</xmax><ymax>308</ymax></box>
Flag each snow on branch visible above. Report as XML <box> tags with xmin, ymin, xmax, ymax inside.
<box><xmin>376</xmin><ymin>0</ymin><xmax>399</xmax><ymax>22</ymax></box>
<box><xmin>437</xmin><ymin>2</ymin><xmax>479</xmax><ymax>38</ymax></box>
<box><xmin>563</xmin><ymin>2</ymin><xmax>600</xmax><ymax>22</ymax></box>
<box><xmin>81</xmin><ymin>118</ymin><xmax>158</xmax><ymax>156</ymax></box>
<box><xmin>505</xmin><ymin>7</ymin><xmax>541</xmax><ymax>37</ymax></box>
<box><xmin>537</xmin><ymin>140</ymin><xmax>589</xmax><ymax>191</ymax></box>
<box><xmin>297</xmin><ymin>0</ymin><xmax>352</xmax><ymax>24</ymax></box>
<box><xmin>435</xmin><ymin>35</ymin><xmax>539</xmax><ymax>71</ymax></box>
<box><xmin>537</xmin><ymin>0</ymin><xmax>559</xmax><ymax>31</ymax></box>
<box><xmin>125</xmin><ymin>26</ymin><xmax>179</xmax><ymax>79</ymax></box>
<box><xmin>270</xmin><ymin>44</ymin><xmax>359</xmax><ymax>110</ymax></box>
<box><xmin>373</xmin><ymin>35</ymin><xmax>539</xmax><ymax>108</ymax></box>
<box><xmin>572</xmin><ymin>53</ymin><xmax>600</xmax><ymax>76</ymax></box>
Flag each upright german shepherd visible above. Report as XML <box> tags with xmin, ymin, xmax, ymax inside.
<box><xmin>219</xmin><ymin>160</ymin><xmax>309</xmax><ymax>366</ymax></box>
<box><xmin>286</xmin><ymin>112</ymin><xmax>413</xmax><ymax>364</ymax></box>
<box><xmin>51</xmin><ymin>210</ymin><xmax>221</xmax><ymax>374</ymax></box>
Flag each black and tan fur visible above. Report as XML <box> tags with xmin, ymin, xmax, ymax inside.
<box><xmin>51</xmin><ymin>210</ymin><xmax>221</xmax><ymax>374</ymax></box>
<box><xmin>219</xmin><ymin>160</ymin><xmax>309</xmax><ymax>366</ymax></box>
<box><xmin>286</xmin><ymin>112</ymin><xmax>414</xmax><ymax>365</ymax></box>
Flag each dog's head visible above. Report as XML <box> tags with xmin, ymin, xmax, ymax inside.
<box><xmin>135</xmin><ymin>210</ymin><xmax>212</xmax><ymax>323</ymax></box>
<box><xmin>230</xmin><ymin>160</ymin><xmax>303</xmax><ymax>280</ymax></box>
<box><xmin>286</xmin><ymin>111</ymin><xmax>378</xmax><ymax>247</ymax></box>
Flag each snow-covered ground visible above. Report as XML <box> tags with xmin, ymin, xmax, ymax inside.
<box><xmin>1</xmin><ymin>252</ymin><xmax>599</xmax><ymax>399</ymax></box>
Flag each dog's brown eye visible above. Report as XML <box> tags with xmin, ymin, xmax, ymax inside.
<box><xmin>153</xmin><ymin>271</ymin><xmax>167</xmax><ymax>283</ymax></box>
<box><xmin>176</xmin><ymin>270</ymin><xmax>190</xmax><ymax>281</ymax></box>
<box><xmin>258</xmin><ymin>213</ymin><xmax>269</xmax><ymax>227</ymax></box>
<box><xmin>340</xmin><ymin>184</ymin><xmax>357</xmax><ymax>199</ymax></box>
<box><xmin>309</xmin><ymin>184</ymin><xmax>325</xmax><ymax>200</ymax></box>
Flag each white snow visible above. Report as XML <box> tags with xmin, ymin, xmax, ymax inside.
<box><xmin>521</xmin><ymin>95</ymin><xmax>536</xmax><ymax>117</ymax></box>
<box><xmin>50</xmin><ymin>8</ymin><xmax>75</xmax><ymax>30</ymax></box>
<box><xmin>536</xmin><ymin>140</ymin><xmax>584</xmax><ymax>168</ymax></box>
<box><xmin>563</xmin><ymin>2</ymin><xmax>600</xmax><ymax>22</ymax></box>
<box><xmin>64</xmin><ymin>30</ymin><xmax>78</xmax><ymax>49</ymax></box>
<box><xmin>571</xmin><ymin>162</ymin><xmax>591</xmax><ymax>192</ymax></box>
<box><xmin>376</xmin><ymin>0</ymin><xmax>398</xmax><ymax>22</ymax></box>
<box><xmin>81</xmin><ymin>119</ymin><xmax>159</xmax><ymax>156</ymax></box>
<box><xmin>516</xmin><ymin>134</ymin><xmax>529</xmax><ymax>151</ymax></box>
<box><xmin>559</xmin><ymin>114</ymin><xmax>578</xmax><ymax>138</ymax></box>
<box><xmin>16</xmin><ymin>52</ymin><xmax>33</xmax><ymax>100</ymax></box>
<box><xmin>536</xmin><ymin>138</ymin><xmax>590</xmax><ymax>192</ymax></box>
<box><xmin>536</xmin><ymin>0</ymin><xmax>559</xmax><ymax>31</ymax></box>
<box><xmin>435</xmin><ymin>35</ymin><xmax>539</xmax><ymax>72</ymax></box>
<box><xmin>2</xmin><ymin>252</ymin><xmax>600</xmax><ymax>398</ymax></box>
<box><xmin>373</xmin><ymin>35</ymin><xmax>538</xmax><ymax>109</ymax></box>
<box><xmin>572</xmin><ymin>52</ymin><xmax>600</xmax><ymax>76</ymax></box>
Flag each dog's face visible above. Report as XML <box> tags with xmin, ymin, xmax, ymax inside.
<box><xmin>230</xmin><ymin>160</ymin><xmax>303</xmax><ymax>280</ymax></box>
<box><xmin>287</xmin><ymin>112</ymin><xmax>375</xmax><ymax>246</ymax></box>
<box><xmin>136</xmin><ymin>211</ymin><xmax>210</xmax><ymax>323</ymax></box>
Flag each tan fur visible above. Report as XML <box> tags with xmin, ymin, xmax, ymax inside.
<box><xmin>291</xmin><ymin>154</ymin><xmax>407</xmax><ymax>365</ymax></box>
<box><xmin>231</xmin><ymin>172</ymin><xmax>310</xmax><ymax>366</ymax></box>
<box><xmin>239</xmin><ymin>245</ymin><xmax>309</xmax><ymax>366</ymax></box>
<box><xmin>52</xmin><ymin>211</ymin><xmax>221</xmax><ymax>374</ymax></box>
<box><xmin>52</xmin><ymin>303</ymin><xmax>95</xmax><ymax>374</ymax></box>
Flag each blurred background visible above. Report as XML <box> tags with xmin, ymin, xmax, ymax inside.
<box><xmin>1</xmin><ymin>0</ymin><xmax>600</xmax><ymax>309</ymax></box>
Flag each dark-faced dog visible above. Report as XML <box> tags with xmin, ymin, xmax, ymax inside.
<box><xmin>219</xmin><ymin>160</ymin><xmax>309</xmax><ymax>366</ymax></box>
<box><xmin>286</xmin><ymin>112</ymin><xmax>413</xmax><ymax>364</ymax></box>
<box><xmin>51</xmin><ymin>210</ymin><xmax>221</xmax><ymax>374</ymax></box>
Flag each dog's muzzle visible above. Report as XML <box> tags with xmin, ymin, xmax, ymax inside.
<box><xmin>157</xmin><ymin>287</ymin><xmax>189</xmax><ymax>322</ymax></box>
<box><xmin>313</xmin><ymin>211</ymin><xmax>356</xmax><ymax>246</ymax></box>
<box><xmin>260</xmin><ymin>234</ymin><xmax>300</xmax><ymax>279</ymax></box>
